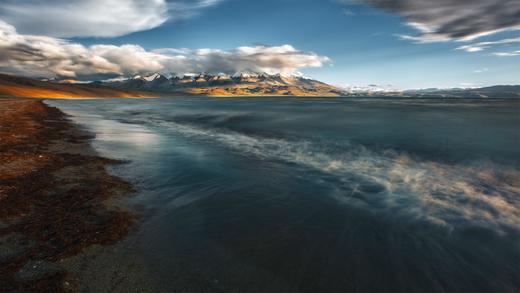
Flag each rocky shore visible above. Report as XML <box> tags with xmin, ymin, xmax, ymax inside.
<box><xmin>0</xmin><ymin>98</ymin><xmax>135</xmax><ymax>292</ymax></box>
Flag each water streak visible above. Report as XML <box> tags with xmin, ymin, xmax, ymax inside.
<box><xmin>150</xmin><ymin>118</ymin><xmax>520</xmax><ymax>234</ymax></box>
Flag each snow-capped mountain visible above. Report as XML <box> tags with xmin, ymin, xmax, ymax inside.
<box><xmin>340</xmin><ymin>84</ymin><xmax>520</xmax><ymax>98</ymax></box>
<box><xmin>342</xmin><ymin>84</ymin><xmax>400</xmax><ymax>93</ymax></box>
<box><xmin>98</xmin><ymin>72</ymin><xmax>345</xmax><ymax>96</ymax></box>
<box><xmin>132</xmin><ymin>73</ymin><xmax>165</xmax><ymax>82</ymax></box>
<box><xmin>39</xmin><ymin>72</ymin><xmax>520</xmax><ymax>98</ymax></box>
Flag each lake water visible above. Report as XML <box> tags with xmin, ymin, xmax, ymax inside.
<box><xmin>47</xmin><ymin>97</ymin><xmax>520</xmax><ymax>292</ymax></box>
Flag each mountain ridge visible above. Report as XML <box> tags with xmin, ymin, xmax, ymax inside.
<box><xmin>341</xmin><ymin>85</ymin><xmax>520</xmax><ymax>98</ymax></box>
<box><xmin>1</xmin><ymin>73</ymin><xmax>519</xmax><ymax>99</ymax></box>
<box><xmin>100</xmin><ymin>73</ymin><xmax>520</xmax><ymax>98</ymax></box>
<box><xmin>99</xmin><ymin>72</ymin><xmax>344</xmax><ymax>96</ymax></box>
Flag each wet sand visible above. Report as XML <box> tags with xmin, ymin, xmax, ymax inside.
<box><xmin>0</xmin><ymin>98</ymin><xmax>137</xmax><ymax>292</ymax></box>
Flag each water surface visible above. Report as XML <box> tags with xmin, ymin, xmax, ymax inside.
<box><xmin>48</xmin><ymin>97</ymin><xmax>520</xmax><ymax>292</ymax></box>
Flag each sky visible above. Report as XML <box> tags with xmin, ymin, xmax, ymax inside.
<box><xmin>0</xmin><ymin>0</ymin><xmax>519</xmax><ymax>89</ymax></box>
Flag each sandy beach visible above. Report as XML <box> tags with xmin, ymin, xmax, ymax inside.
<box><xmin>0</xmin><ymin>98</ymin><xmax>136</xmax><ymax>292</ymax></box>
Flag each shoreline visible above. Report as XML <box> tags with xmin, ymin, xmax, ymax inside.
<box><xmin>0</xmin><ymin>98</ymin><xmax>136</xmax><ymax>292</ymax></box>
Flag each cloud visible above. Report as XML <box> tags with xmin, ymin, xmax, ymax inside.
<box><xmin>340</xmin><ymin>0</ymin><xmax>520</xmax><ymax>42</ymax></box>
<box><xmin>0</xmin><ymin>21</ymin><xmax>330</xmax><ymax>80</ymax></box>
<box><xmin>168</xmin><ymin>0</ymin><xmax>223</xmax><ymax>21</ymax></box>
<box><xmin>473</xmin><ymin>68</ymin><xmax>488</xmax><ymax>74</ymax></box>
<box><xmin>154</xmin><ymin>45</ymin><xmax>330</xmax><ymax>75</ymax></box>
<box><xmin>456</xmin><ymin>37</ymin><xmax>520</xmax><ymax>52</ymax></box>
<box><xmin>0</xmin><ymin>0</ymin><xmax>222</xmax><ymax>38</ymax></box>
<box><xmin>493</xmin><ymin>50</ymin><xmax>520</xmax><ymax>57</ymax></box>
<box><xmin>341</xmin><ymin>9</ymin><xmax>355</xmax><ymax>16</ymax></box>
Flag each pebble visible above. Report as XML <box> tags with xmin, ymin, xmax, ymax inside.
<box><xmin>15</xmin><ymin>260</ymin><xmax>63</xmax><ymax>282</ymax></box>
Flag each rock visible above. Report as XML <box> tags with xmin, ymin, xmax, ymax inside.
<box><xmin>15</xmin><ymin>260</ymin><xmax>63</xmax><ymax>282</ymax></box>
<box><xmin>0</xmin><ymin>220</ymin><xmax>9</xmax><ymax>230</ymax></box>
<box><xmin>0</xmin><ymin>234</ymin><xmax>35</xmax><ymax>263</ymax></box>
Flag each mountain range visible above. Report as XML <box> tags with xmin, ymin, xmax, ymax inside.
<box><xmin>401</xmin><ymin>86</ymin><xmax>520</xmax><ymax>98</ymax></box>
<box><xmin>0</xmin><ymin>73</ymin><xmax>519</xmax><ymax>99</ymax></box>
<box><xmin>99</xmin><ymin>73</ymin><xmax>520</xmax><ymax>98</ymax></box>
<box><xmin>98</xmin><ymin>73</ymin><xmax>344</xmax><ymax>96</ymax></box>
<box><xmin>342</xmin><ymin>85</ymin><xmax>520</xmax><ymax>98</ymax></box>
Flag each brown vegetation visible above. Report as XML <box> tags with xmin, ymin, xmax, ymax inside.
<box><xmin>0</xmin><ymin>99</ymin><xmax>135</xmax><ymax>292</ymax></box>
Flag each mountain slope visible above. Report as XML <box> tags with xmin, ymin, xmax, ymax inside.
<box><xmin>0</xmin><ymin>74</ymin><xmax>151</xmax><ymax>99</ymax></box>
<box><xmin>102</xmin><ymin>73</ymin><xmax>345</xmax><ymax>96</ymax></box>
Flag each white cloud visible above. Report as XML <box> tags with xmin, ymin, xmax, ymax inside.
<box><xmin>0</xmin><ymin>0</ymin><xmax>222</xmax><ymax>38</ymax></box>
<box><xmin>154</xmin><ymin>45</ymin><xmax>330</xmax><ymax>75</ymax></box>
<box><xmin>168</xmin><ymin>0</ymin><xmax>223</xmax><ymax>21</ymax></box>
<box><xmin>341</xmin><ymin>0</ymin><xmax>520</xmax><ymax>42</ymax></box>
<box><xmin>456</xmin><ymin>37</ymin><xmax>520</xmax><ymax>53</ymax></box>
<box><xmin>473</xmin><ymin>68</ymin><xmax>488</xmax><ymax>74</ymax></box>
<box><xmin>341</xmin><ymin>9</ymin><xmax>355</xmax><ymax>16</ymax></box>
<box><xmin>493</xmin><ymin>50</ymin><xmax>520</xmax><ymax>57</ymax></box>
<box><xmin>0</xmin><ymin>21</ymin><xmax>330</xmax><ymax>80</ymax></box>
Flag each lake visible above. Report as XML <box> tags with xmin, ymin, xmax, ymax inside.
<box><xmin>47</xmin><ymin>97</ymin><xmax>520</xmax><ymax>292</ymax></box>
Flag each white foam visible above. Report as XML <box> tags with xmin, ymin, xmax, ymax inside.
<box><xmin>154</xmin><ymin>119</ymin><xmax>520</xmax><ymax>234</ymax></box>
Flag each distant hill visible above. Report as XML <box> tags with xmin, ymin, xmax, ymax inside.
<box><xmin>402</xmin><ymin>85</ymin><xmax>520</xmax><ymax>98</ymax></box>
<box><xmin>343</xmin><ymin>85</ymin><xmax>520</xmax><ymax>98</ymax></box>
<box><xmin>0</xmin><ymin>74</ymin><xmax>151</xmax><ymax>99</ymax></box>
<box><xmin>100</xmin><ymin>73</ymin><xmax>345</xmax><ymax>97</ymax></box>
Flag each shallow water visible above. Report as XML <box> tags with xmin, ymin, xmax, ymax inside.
<box><xmin>48</xmin><ymin>97</ymin><xmax>520</xmax><ymax>292</ymax></box>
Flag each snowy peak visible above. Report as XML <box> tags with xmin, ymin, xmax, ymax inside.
<box><xmin>127</xmin><ymin>72</ymin><xmax>312</xmax><ymax>83</ymax></box>
<box><xmin>132</xmin><ymin>73</ymin><xmax>167</xmax><ymax>82</ymax></box>
<box><xmin>100</xmin><ymin>72</ymin><xmax>344</xmax><ymax>96</ymax></box>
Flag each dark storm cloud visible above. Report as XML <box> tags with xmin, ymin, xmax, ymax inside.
<box><xmin>341</xmin><ymin>0</ymin><xmax>520</xmax><ymax>41</ymax></box>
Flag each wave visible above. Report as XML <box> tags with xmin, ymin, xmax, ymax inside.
<box><xmin>163</xmin><ymin>113</ymin><xmax>253</xmax><ymax>127</ymax></box>
<box><xmin>148</xmin><ymin>118</ymin><xmax>520</xmax><ymax>235</ymax></box>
